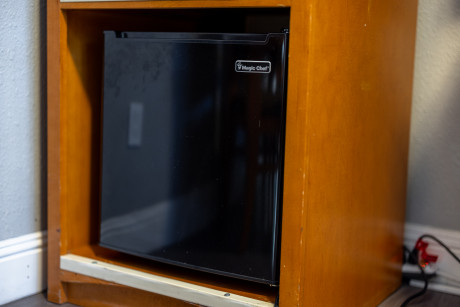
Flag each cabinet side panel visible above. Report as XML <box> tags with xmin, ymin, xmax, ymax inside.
<box><xmin>47</xmin><ymin>0</ymin><xmax>67</xmax><ymax>303</ymax></box>
<box><xmin>281</xmin><ymin>0</ymin><xmax>418</xmax><ymax>306</ymax></box>
<box><xmin>64</xmin><ymin>12</ymin><xmax>104</xmax><ymax>253</ymax></box>
<box><xmin>302</xmin><ymin>0</ymin><xmax>417</xmax><ymax>305</ymax></box>
<box><xmin>278</xmin><ymin>1</ymin><xmax>311</xmax><ymax>306</ymax></box>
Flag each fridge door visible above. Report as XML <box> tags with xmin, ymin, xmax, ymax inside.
<box><xmin>100</xmin><ymin>31</ymin><xmax>288</xmax><ymax>285</ymax></box>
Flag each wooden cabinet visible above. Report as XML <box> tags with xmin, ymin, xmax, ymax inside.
<box><xmin>47</xmin><ymin>0</ymin><xmax>418</xmax><ymax>306</ymax></box>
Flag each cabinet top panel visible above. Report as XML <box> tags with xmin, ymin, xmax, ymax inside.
<box><xmin>59</xmin><ymin>0</ymin><xmax>292</xmax><ymax>9</ymax></box>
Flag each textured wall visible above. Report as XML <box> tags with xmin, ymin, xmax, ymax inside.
<box><xmin>406</xmin><ymin>0</ymin><xmax>460</xmax><ymax>230</ymax></box>
<box><xmin>0</xmin><ymin>0</ymin><xmax>46</xmax><ymax>240</ymax></box>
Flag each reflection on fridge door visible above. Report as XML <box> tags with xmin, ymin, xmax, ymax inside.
<box><xmin>99</xmin><ymin>31</ymin><xmax>288</xmax><ymax>285</ymax></box>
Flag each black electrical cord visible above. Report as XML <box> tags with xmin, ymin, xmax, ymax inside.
<box><xmin>400</xmin><ymin>246</ymin><xmax>428</xmax><ymax>307</ymax></box>
<box><xmin>400</xmin><ymin>234</ymin><xmax>460</xmax><ymax>306</ymax></box>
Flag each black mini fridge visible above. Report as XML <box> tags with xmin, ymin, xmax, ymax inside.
<box><xmin>99</xmin><ymin>31</ymin><xmax>288</xmax><ymax>285</ymax></box>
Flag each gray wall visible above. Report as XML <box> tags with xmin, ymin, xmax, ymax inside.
<box><xmin>406</xmin><ymin>0</ymin><xmax>460</xmax><ymax>231</ymax></box>
<box><xmin>0</xmin><ymin>0</ymin><xmax>46</xmax><ymax>241</ymax></box>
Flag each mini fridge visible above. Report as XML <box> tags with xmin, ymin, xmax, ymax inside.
<box><xmin>99</xmin><ymin>31</ymin><xmax>288</xmax><ymax>285</ymax></box>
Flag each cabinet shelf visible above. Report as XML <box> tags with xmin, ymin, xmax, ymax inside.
<box><xmin>62</xmin><ymin>245</ymin><xmax>277</xmax><ymax>305</ymax></box>
<box><xmin>47</xmin><ymin>0</ymin><xmax>418</xmax><ymax>305</ymax></box>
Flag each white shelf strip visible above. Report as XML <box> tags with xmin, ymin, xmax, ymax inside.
<box><xmin>60</xmin><ymin>254</ymin><xmax>274</xmax><ymax>307</ymax></box>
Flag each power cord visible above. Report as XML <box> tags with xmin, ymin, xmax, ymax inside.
<box><xmin>400</xmin><ymin>246</ymin><xmax>428</xmax><ymax>307</ymax></box>
<box><xmin>400</xmin><ymin>234</ymin><xmax>460</xmax><ymax>306</ymax></box>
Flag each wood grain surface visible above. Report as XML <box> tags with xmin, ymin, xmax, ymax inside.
<box><xmin>59</xmin><ymin>0</ymin><xmax>291</xmax><ymax>10</ymax></box>
<box><xmin>279</xmin><ymin>1</ymin><xmax>418</xmax><ymax>306</ymax></box>
<box><xmin>61</xmin><ymin>271</ymin><xmax>194</xmax><ymax>307</ymax></box>
<box><xmin>47</xmin><ymin>0</ymin><xmax>67</xmax><ymax>303</ymax></box>
<box><xmin>47</xmin><ymin>0</ymin><xmax>418</xmax><ymax>306</ymax></box>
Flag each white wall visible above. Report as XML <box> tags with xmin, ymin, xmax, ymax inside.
<box><xmin>0</xmin><ymin>1</ymin><xmax>47</xmax><ymax>303</ymax></box>
<box><xmin>406</xmin><ymin>0</ymin><xmax>460</xmax><ymax>231</ymax></box>
<box><xmin>0</xmin><ymin>0</ymin><xmax>46</xmax><ymax>241</ymax></box>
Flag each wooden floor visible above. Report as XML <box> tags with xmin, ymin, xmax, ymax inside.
<box><xmin>379</xmin><ymin>285</ymin><xmax>460</xmax><ymax>306</ymax></box>
<box><xmin>3</xmin><ymin>293</ymin><xmax>77</xmax><ymax>307</ymax></box>
<box><xmin>4</xmin><ymin>285</ymin><xmax>460</xmax><ymax>306</ymax></box>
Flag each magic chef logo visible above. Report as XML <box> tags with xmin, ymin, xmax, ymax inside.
<box><xmin>235</xmin><ymin>60</ymin><xmax>271</xmax><ymax>73</ymax></box>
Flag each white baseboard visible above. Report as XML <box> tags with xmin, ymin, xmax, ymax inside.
<box><xmin>404</xmin><ymin>223</ymin><xmax>460</xmax><ymax>296</ymax></box>
<box><xmin>0</xmin><ymin>231</ymin><xmax>47</xmax><ymax>305</ymax></box>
